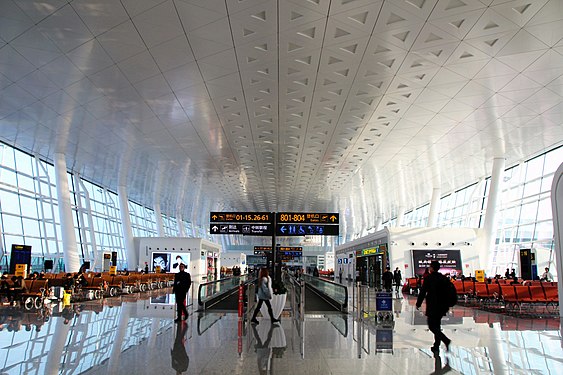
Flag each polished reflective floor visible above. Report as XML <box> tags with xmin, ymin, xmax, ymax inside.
<box><xmin>0</xmin><ymin>286</ymin><xmax>562</xmax><ymax>375</ymax></box>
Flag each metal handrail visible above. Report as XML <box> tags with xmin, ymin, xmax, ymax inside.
<box><xmin>197</xmin><ymin>275</ymin><xmax>256</xmax><ymax>310</ymax></box>
<box><xmin>302</xmin><ymin>274</ymin><xmax>348</xmax><ymax>312</ymax></box>
<box><xmin>284</xmin><ymin>271</ymin><xmax>305</xmax><ymax>321</ymax></box>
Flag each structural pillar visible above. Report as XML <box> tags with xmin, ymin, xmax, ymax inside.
<box><xmin>550</xmin><ymin>162</ymin><xmax>563</xmax><ymax>319</ymax></box>
<box><xmin>481</xmin><ymin>157</ymin><xmax>505</xmax><ymax>272</ymax></box>
<box><xmin>427</xmin><ymin>188</ymin><xmax>441</xmax><ymax>227</ymax></box>
<box><xmin>177</xmin><ymin>213</ymin><xmax>186</xmax><ymax>237</ymax></box>
<box><xmin>118</xmin><ymin>185</ymin><xmax>137</xmax><ymax>270</ymax></box>
<box><xmin>154</xmin><ymin>203</ymin><xmax>165</xmax><ymax>237</ymax></box>
<box><xmin>396</xmin><ymin>206</ymin><xmax>405</xmax><ymax>227</ymax></box>
<box><xmin>374</xmin><ymin>215</ymin><xmax>383</xmax><ymax>231</ymax></box>
<box><xmin>54</xmin><ymin>152</ymin><xmax>81</xmax><ymax>272</ymax></box>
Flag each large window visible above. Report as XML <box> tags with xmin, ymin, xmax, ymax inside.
<box><xmin>0</xmin><ymin>145</ymin><xmax>64</xmax><ymax>270</ymax></box>
<box><xmin>379</xmin><ymin>146</ymin><xmax>561</xmax><ymax>279</ymax></box>
<box><xmin>0</xmin><ymin>141</ymin><xmax>187</xmax><ymax>272</ymax></box>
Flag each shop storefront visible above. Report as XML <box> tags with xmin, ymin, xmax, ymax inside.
<box><xmin>356</xmin><ymin>244</ymin><xmax>389</xmax><ymax>287</ymax></box>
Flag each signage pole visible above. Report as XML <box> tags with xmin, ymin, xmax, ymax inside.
<box><xmin>271</xmin><ymin>212</ymin><xmax>277</xmax><ymax>280</ymax></box>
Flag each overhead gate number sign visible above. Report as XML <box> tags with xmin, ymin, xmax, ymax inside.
<box><xmin>210</xmin><ymin>212</ymin><xmax>273</xmax><ymax>236</ymax></box>
<box><xmin>275</xmin><ymin>212</ymin><xmax>339</xmax><ymax>236</ymax></box>
<box><xmin>210</xmin><ymin>212</ymin><xmax>339</xmax><ymax>236</ymax></box>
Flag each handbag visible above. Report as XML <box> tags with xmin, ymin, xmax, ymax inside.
<box><xmin>261</xmin><ymin>279</ymin><xmax>272</xmax><ymax>300</ymax></box>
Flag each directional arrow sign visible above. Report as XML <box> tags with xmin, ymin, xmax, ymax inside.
<box><xmin>275</xmin><ymin>224</ymin><xmax>339</xmax><ymax>236</ymax></box>
<box><xmin>210</xmin><ymin>223</ymin><xmax>273</xmax><ymax>236</ymax></box>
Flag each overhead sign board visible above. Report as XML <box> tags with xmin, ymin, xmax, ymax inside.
<box><xmin>210</xmin><ymin>223</ymin><xmax>273</xmax><ymax>236</ymax></box>
<box><xmin>254</xmin><ymin>246</ymin><xmax>272</xmax><ymax>252</ymax></box>
<box><xmin>276</xmin><ymin>212</ymin><xmax>339</xmax><ymax>224</ymax></box>
<box><xmin>210</xmin><ymin>211</ymin><xmax>339</xmax><ymax>237</ymax></box>
<box><xmin>276</xmin><ymin>224</ymin><xmax>339</xmax><ymax>236</ymax></box>
<box><xmin>210</xmin><ymin>212</ymin><xmax>272</xmax><ymax>223</ymax></box>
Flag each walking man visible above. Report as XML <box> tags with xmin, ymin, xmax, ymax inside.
<box><xmin>173</xmin><ymin>263</ymin><xmax>191</xmax><ymax>322</ymax></box>
<box><xmin>416</xmin><ymin>260</ymin><xmax>451</xmax><ymax>354</ymax></box>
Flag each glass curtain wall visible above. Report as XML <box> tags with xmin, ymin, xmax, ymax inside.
<box><xmin>0</xmin><ymin>142</ymin><xmax>193</xmax><ymax>272</ymax></box>
<box><xmin>383</xmin><ymin>146</ymin><xmax>562</xmax><ymax>278</ymax></box>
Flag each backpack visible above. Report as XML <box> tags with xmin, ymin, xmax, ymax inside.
<box><xmin>443</xmin><ymin>277</ymin><xmax>458</xmax><ymax>307</ymax></box>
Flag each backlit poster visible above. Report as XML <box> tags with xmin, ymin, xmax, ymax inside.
<box><xmin>152</xmin><ymin>252</ymin><xmax>170</xmax><ymax>273</ymax></box>
<box><xmin>170</xmin><ymin>253</ymin><xmax>191</xmax><ymax>273</ymax></box>
<box><xmin>411</xmin><ymin>250</ymin><xmax>462</xmax><ymax>277</ymax></box>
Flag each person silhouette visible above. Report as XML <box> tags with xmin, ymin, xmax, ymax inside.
<box><xmin>252</xmin><ymin>322</ymin><xmax>274</xmax><ymax>375</ymax></box>
<box><xmin>430</xmin><ymin>352</ymin><xmax>452</xmax><ymax>375</ymax></box>
<box><xmin>171</xmin><ymin>321</ymin><xmax>189</xmax><ymax>374</ymax></box>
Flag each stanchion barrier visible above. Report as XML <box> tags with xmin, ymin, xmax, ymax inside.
<box><xmin>300</xmin><ymin>280</ymin><xmax>305</xmax><ymax>319</ymax></box>
<box><xmin>237</xmin><ymin>318</ymin><xmax>243</xmax><ymax>356</ymax></box>
<box><xmin>238</xmin><ymin>281</ymin><xmax>244</xmax><ymax>318</ymax></box>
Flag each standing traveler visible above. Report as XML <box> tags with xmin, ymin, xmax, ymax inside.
<box><xmin>251</xmin><ymin>268</ymin><xmax>279</xmax><ymax>324</ymax></box>
<box><xmin>382</xmin><ymin>267</ymin><xmax>393</xmax><ymax>292</ymax></box>
<box><xmin>173</xmin><ymin>263</ymin><xmax>191</xmax><ymax>322</ymax></box>
<box><xmin>416</xmin><ymin>260</ymin><xmax>452</xmax><ymax>354</ymax></box>
<box><xmin>393</xmin><ymin>267</ymin><xmax>402</xmax><ymax>291</ymax></box>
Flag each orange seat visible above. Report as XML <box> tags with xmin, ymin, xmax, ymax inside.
<box><xmin>527</xmin><ymin>285</ymin><xmax>546</xmax><ymax>303</ymax></box>
<box><xmin>514</xmin><ymin>285</ymin><xmax>532</xmax><ymax>302</ymax></box>
<box><xmin>474</xmin><ymin>283</ymin><xmax>489</xmax><ymax>298</ymax></box>
<box><xmin>453</xmin><ymin>281</ymin><xmax>465</xmax><ymax>295</ymax></box>
<box><xmin>500</xmin><ymin>285</ymin><xmax>518</xmax><ymax>303</ymax></box>
<box><xmin>543</xmin><ymin>286</ymin><xmax>559</xmax><ymax>303</ymax></box>
<box><xmin>487</xmin><ymin>283</ymin><xmax>501</xmax><ymax>298</ymax></box>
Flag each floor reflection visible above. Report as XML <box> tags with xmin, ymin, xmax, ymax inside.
<box><xmin>0</xmin><ymin>292</ymin><xmax>560</xmax><ymax>374</ymax></box>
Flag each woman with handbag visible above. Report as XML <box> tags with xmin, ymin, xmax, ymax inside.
<box><xmin>251</xmin><ymin>268</ymin><xmax>280</xmax><ymax>324</ymax></box>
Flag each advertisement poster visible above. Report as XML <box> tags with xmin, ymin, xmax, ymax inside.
<box><xmin>152</xmin><ymin>252</ymin><xmax>170</xmax><ymax>273</ymax></box>
<box><xmin>412</xmin><ymin>250</ymin><xmax>462</xmax><ymax>277</ymax></box>
<box><xmin>170</xmin><ymin>253</ymin><xmax>191</xmax><ymax>273</ymax></box>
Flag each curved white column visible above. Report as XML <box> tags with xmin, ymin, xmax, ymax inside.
<box><xmin>427</xmin><ymin>188</ymin><xmax>441</xmax><ymax>227</ymax></box>
<box><xmin>118</xmin><ymin>185</ymin><xmax>137</xmax><ymax>270</ymax></box>
<box><xmin>154</xmin><ymin>203</ymin><xmax>165</xmax><ymax>237</ymax></box>
<box><xmin>550</xmin><ymin>162</ymin><xmax>563</xmax><ymax>318</ymax></box>
<box><xmin>396</xmin><ymin>206</ymin><xmax>405</xmax><ymax>227</ymax></box>
<box><xmin>481</xmin><ymin>157</ymin><xmax>505</xmax><ymax>272</ymax></box>
<box><xmin>54</xmin><ymin>152</ymin><xmax>80</xmax><ymax>272</ymax></box>
<box><xmin>177</xmin><ymin>213</ymin><xmax>186</xmax><ymax>237</ymax></box>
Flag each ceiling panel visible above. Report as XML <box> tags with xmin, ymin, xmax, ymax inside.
<box><xmin>0</xmin><ymin>0</ymin><xmax>562</xmax><ymax>239</ymax></box>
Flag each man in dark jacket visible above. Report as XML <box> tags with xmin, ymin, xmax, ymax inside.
<box><xmin>416</xmin><ymin>260</ymin><xmax>451</xmax><ymax>354</ymax></box>
<box><xmin>173</xmin><ymin>263</ymin><xmax>191</xmax><ymax>322</ymax></box>
<box><xmin>382</xmin><ymin>267</ymin><xmax>393</xmax><ymax>292</ymax></box>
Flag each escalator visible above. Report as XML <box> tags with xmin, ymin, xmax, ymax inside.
<box><xmin>198</xmin><ymin>275</ymin><xmax>256</xmax><ymax>312</ymax></box>
<box><xmin>304</xmin><ymin>284</ymin><xmax>341</xmax><ymax>312</ymax></box>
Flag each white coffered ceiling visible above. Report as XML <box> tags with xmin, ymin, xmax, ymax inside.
<box><xmin>1</xmin><ymin>0</ymin><xmax>563</xmax><ymax>238</ymax></box>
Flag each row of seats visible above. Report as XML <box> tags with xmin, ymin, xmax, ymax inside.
<box><xmin>1</xmin><ymin>272</ymin><xmax>174</xmax><ymax>310</ymax></box>
<box><xmin>403</xmin><ymin>277</ymin><xmax>559</xmax><ymax>317</ymax></box>
<box><xmin>452</xmin><ymin>279</ymin><xmax>559</xmax><ymax>304</ymax></box>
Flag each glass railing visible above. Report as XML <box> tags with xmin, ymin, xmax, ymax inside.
<box><xmin>198</xmin><ymin>275</ymin><xmax>255</xmax><ymax>306</ymax></box>
<box><xmin>302</xmin><ymin>274</ymin><xmax>348</xmax><ymax>311</ymax></box>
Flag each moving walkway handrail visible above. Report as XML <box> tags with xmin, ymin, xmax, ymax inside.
<box><xmin>197</xmin><ymin>275</ymin><xmax>256</xmax><ymax>309</ymax></box>
<box><xmin>284</xmin><ymin>271</ymin><xmax>305</xmax><ymax>321</ymax></box>
<box><xmin>302</xmin><ymin>273</ymin><xmax>348</xmax><ymax>312</ymax></box>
